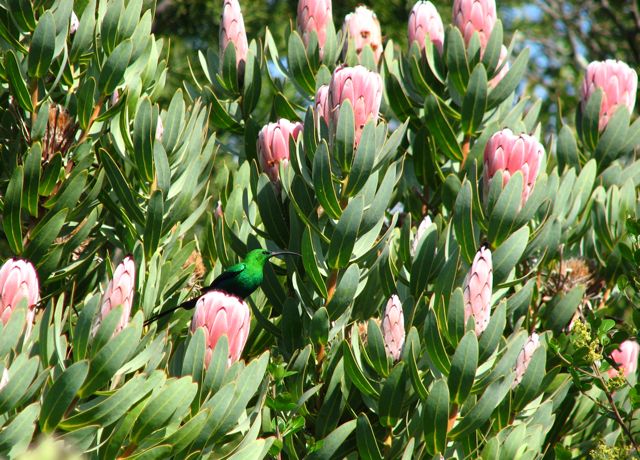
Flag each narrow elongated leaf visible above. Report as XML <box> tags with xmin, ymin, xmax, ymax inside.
<box><xmin>424</xmin><ymin>95</ymin><xmax>463</xmax><ymax>161</ymax></box>
<box><xmin>492</xmin><ymin>226</ymin><xmax>529</xmax><ymax>284</ymax></box>
<box><xmin>342</xmin><ymin>342</ymin><xmax>379</xmax><ymax>398</ymax></box>
<box><xmin>4</xmin><ymin>166</ymin><xmax>24</xmax><ymax>254</ymax></box>
<box><xmin>448</xmin><ymin>331</ymin><xmax>478</xmax><ymax>404</ymax></box>
<box><xmin>488</xmin><ymin>172</ymin><xmax>523</xmax><ymax>245</ymax></box>
<box><xmin>313</xmin><ymin>141</ymin><xmax>341</xmax><ymax>219</ymax></box>
<box><xmin>378</xmin><ymin>363</ymin><xmax>406</xmax><ymax>427</ymax></box>
<box><xmin>454</xmin><ymin>180</ymin><xmax>476</xmax><ymax>263</ymax></box>
<box><xmin>40</xmin><ymin>361</ymin><xmax>90</xmax><ymax>432</ymax></box>
<box><xmin>423</xmin><ymin>379</ymin><xmax>449</xmax><ymax>456</ymax></box>
<box><xmin>99</xmin><ymin>39</ymin><xmax>132</xmax><ymax>95</ymax></box>
<box><xmin>0</xmin><ymin>403</ymin><xmax>39</xmax><ymax>456</ymax></box>
<box><xmin>326</xmin><ymin>197</ymin><xmax>363</xmax><ymax>269</ymax></box>
<box><xmin>356</xmin><ymin>414</ymin><xmax>383</xmax><ymax>460</ymax></box>
<box><xmin>307</xmin><ymin>420</ymin><xmax>356</xmax><ymax>460</ymax></box>
<box><xmin>5</xmin><ymin>51</ymin><xmax>33</xmax><ymax>112</ymax></box>
<box><xmin>143</xmin><ymin>190</ymin><xmax>163</xmax><ymax>259</ymax></box>
<box><xmin>28</xmin><ymin>11</ymin><xmax>56</xmax><ymax>78</ymax></box>
<box><xmin>461</xmin><ymin>64</ymin><xmax>488</xmax><ymax>134</ymax></box>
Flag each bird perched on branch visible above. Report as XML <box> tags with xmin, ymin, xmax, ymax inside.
<box><xmin>144</xmin><ymin>248</ymin><xmax>298</xmax><ymax>325</ymax></box>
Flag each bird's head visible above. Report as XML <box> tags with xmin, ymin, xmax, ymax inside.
<box><xmin>244</xmin><ymin>248</ymin><xmax>299</xmax><ymax>269</ymax></box>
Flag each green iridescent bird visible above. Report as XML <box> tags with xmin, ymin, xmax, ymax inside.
<box><xmin>144</xmin><ymin>248</ymin><xmax>297</xmax><ymax>325</ymax></box>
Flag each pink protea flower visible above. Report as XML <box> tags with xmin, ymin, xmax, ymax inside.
<box><xmin>258</xmin><ymin>119</ymin><xmax>303</xmax><ymax>182</ymax></box>
<box><xmin>70</xmin><ymin>11</ymin><xmax>79</xmax><ymax>34</ymax></box>
<box><xmin>0</xmin><ymin>259</ymin><xmax>39</xmax><ymax>338</ymax></box>
<box><xmin>297</xmin><ymin>0</ymin><xmax>333</xmax><ymax>59</ymax></box>
<box><xmin>314</xmin><ymin>85</ymin><xmax>330</xmax><ymax>126</ymax></box>
<box><xmin>483</xmin><ymin>129</ymin><xmax>544</xmax><ymax>207</ymax></box>
<box><xmin>155</xmin><ymin>116</ymin><xmax>164</xmax><ymax>141</ymax></box>
<box><xmin>0</xmin><ymin>369</ymin><xmax>8</xmax><ymax>391</ymax></box>
<box><xmin>343</xmin><ymin>6</ymin><xmax>383</xmax><ymax>64</ymax></box>
<box><xmin>408</xmin><ymin>1</ymin><xmax>444</xmax><ymax>55</ymax></box>
<box><xmin>328</xmin><ymin>65</ymin><xmax>382</xmax><ymax>147</ymax></box>
<box><xmin>489</xmin><ymin>45</ymin><xmax>509</xmax><ymax>88</ymax></box>
<box><xmin>99</xmin><ymin>256</ymin><xmax>136</xmax><ymax>334</ymax></box>
<box><xmin>190</xmin><ymin>290</ymin><xmax>251</xmax><ymax>366</ymax></box>
<box><xmin>411</xmin><ymin>215</ymin><xmax>433</xmax><ymax>257</ymax></box>
<box><xmin>382</xmin><ymin>295</ymin><xmax>405</xmax><ymax>361</ymax></box>
<box><xmin>513</xmin><ymin>333</ymin><xmax>541</xmax><ymax>387</ymax></box>
<box><xmin>608</xmin><ymin>340</ymin><xmax>640</xmax><ymax>379</ymax></box>
<box><xmin>220</xmin><ymin>0</ymin><xmax>249</xmax><ymax>69</ymax></box>
<box><xmin>453</xmin><ymin>0</ymin><xmax>497</xmax><ymax>50</ymax></box>
<box><xmin>463</xmin><ymin>246</ymin><xmax>492</xmax><ymax>336</ymax></box>
<box><xmin>581</xmin><ymin>59</ymin><xmax>638</xmax><ymax>131</ymax></box>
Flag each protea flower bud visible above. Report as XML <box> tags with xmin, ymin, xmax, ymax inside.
<box><xmin>220</xmin><ymin>0</ymin><xmax>249</xmax><ymax>70</ymax></box>
<box><xmin>382</xmin><ymin>295</ymin><xmax>405</xmax><ymax>361</ymax></box>
<box><xmin>314</xmin><ymin>85</ymin><xmax>330</xmax><ymax>126</ymax></box>
<box><xmin>190</xmin><ymin>290</ymin><xmax>251</xmax><ymax>366</ymax></box>
<box><xmin>0</xmin><ymin>369</ymin><xmax>9</xmax><ymax>391</ymax></box>
<box><xmin>489</xmin><ymin>45</ymin><xmax>509</xmax><ymax>88</ymax></box>
<box><xmin>155</xmin><ymin>116</ymin><xmax>164</xmax><ymax>141</ymax></box>
<box><xmin>70</xmin><ymin>11</ymin><xmax>79</xmax><ymax>34</ymax></box>
<box><xmin>111</xmin><ymin>89</ymin><xmax>120</xmax><ymax>106</ymax></box>
<box><xmin>581</xmin><ymin>59</ymin><xmax>638</xmax><ymax>131</ymax></box>
<box><xmin>483</xmin><ymin>129</ymin><xmax>544</xmax><ymax>207</ymax></box>
<box><xmin>343</xmin><ymin>6</ymin><xmax>383</xmax><ymax>63</ymax></box>
<box><xmin>99</xmin><ymin>256</ymin><xmax>136</xmax><ymax>334</ymax></box>
<box><xmin>408</xmin><ymin>1</ymin><xmax>444</xmax><ymax>55</ymax></box>
<box><xmin>453</xmin><ymin>0</ymin><xmax>497</xmax><ymax>50</ymax></box>
<box><xmin>513</xmin><ymin>333</ymin><xmax>541</xmax><ymax>387</ymax></box>
<box><xmin>297</xmin><ymin>0</ymin><xmax>332</xmax><ymax>59</ymax></box>
<box><xmin>0</xmin><ymin>259</ymin><xmax>39</xmax><ymax>338</ymax></box>
<box><xmin>608</xmin><ymin>340</ymin><xmax>639</xmax><ymax>379</ymax></box>
<box><xmin>463</xmin><ymin>246</ymin><xmax>492</xmax><ymax>336</ymax></box>
<box><xmin>328</xmin><ymin>65</ymin><xmax>382</xmax><ymax>147</ymax></box>
<box><xmin>258</xmin><ymin>119</ymin><xmax>303</xmax><ymax>182</ymax></box>
<box><xmin>411</xmin><ymin>215</ymin><xmax>433</xmax><ymax>257</ymax></box>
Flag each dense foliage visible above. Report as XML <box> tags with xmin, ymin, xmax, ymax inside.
<box><xmin>0</xmin><ymin>0</ymin><xmax>639</xmax><ymax>458</ymax></box>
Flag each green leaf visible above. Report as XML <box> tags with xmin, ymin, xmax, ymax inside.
<box><xmin>423</xmin><ymin>378</ymin><xmax>449</xmax><ymax>456</ymax></box>
<box><xmin>242</xmin><ymin>47</ymin><xmax>262</xmax><ymax>115</ymax></box>
<box><xmin>73</xmin><ymin>296</ymin><xmax>99</xmax><ymax>361</ymax></box>
<box><xmin>594</xmin><ymin>106</ymin><xmax>631</xmax><ymax>168</ymax></box>
<box><xmin>70</xmin><ymin>0</ymin><xmax>96</xmax><ymax>62</ymax></box>
<box><xmin>101</xmin><ymin>0</ymin><xmax>123</xmax><ymax>54</ymax></box>
<box><xmin>326</xmin><ymin>264</ymin><xmax>359</xmax><ymax>319</ymax></box>
<box><xmin>143</xmin><ymin>190</ymin><xmax>163</xmax><ymax>259</ymax></box>
<box><xmin>447</xmin><ymin>288</ymin><xmax>466</xmax><ymax>347</ymax></box>
<box><xmin>461</xmin><ymin>64</ymin><xmax>488</xmax><ymax>134</ymax></box>
<box><xmin>346</xmin><ymin>121</ymin><xmax>377</xmax><ymax>196</ymax></box>
<box><xmin>0</xmin><ymin>356</ymin><xmax>39</xmax><ymax>412</ymax></box>
<box><xmin>424</xmin><ymin>94</ymin><xmax>463</xmax><ymax>161</ymax></box>
<box><xmin>544</xmin><ymin>285</ymin><xmax>585</xmax><ymax>333</ymax></box>
<box><xmin>454</xmin><ymin>180</ymin><xmax>477</xmax><ymax>263</ymax></box>
<box><xmin>342</xmin><ymin>342</ymin><xmax>379</xmax><ymax>398</ymax></box>
<box><xmin>364</xmin><ymin>319</ymin><xmax>389</xmax><ymax>377</ymax></box>
<box><xmin>0</xmin><ymin>403</ymin><xmax>39</xmax><ymax>456</ymax></box>
<box><xmin>356</xmin><ymin>414</ymin><xmax>382</xmax><ymax>460</ymax></box>
<box><xmin>39</xmin><ymin>153</ymin><xmax>62</xmax><ymax>196</ymax></box>
<box><xmin>133</xmin><ymin>98</ymin><xmax>155</xmax><ymax>182</ymax></box>
<box><xmin>448</xmin><ymin>373</ymin><xmax>514</xmax><ymax>439</ymax></box>
<box><xmin>28</xmin><ymin>11</ymin><xmax>56</xmax><ymax>78</ymax></box>
<box><xmin>492</xmin><ymin>225</ymin><xmax>529</xmax><ymax>284</ymax></box>
<box><xmin>556</xmin><ymin>125</ymin><xmax>579</xmax><ymax>172</ymax></box>
<box><xmin>482</xmin><ymin>21</ymin><xmax>503</xmax><ymax>74</ymax></box>
<box><xmin>326</xmin><ymin>197</ymin><xmax>363</xmax><ymax>269</ymax></box>
<box><xmin>410</xmin><ymin>225</ymin><xmax>438</xmax><ymax>297</ymax></box>
<box><xmin>448</xmin><ymin>331</ymin><xmax>478</xmax><ymax>404</ymax></box>
<box><xmin>4</xmin><ymin>166</ymin><xmax>24</xmax><ymax>254</ymax></box>
<box><xmin>23</xmin><ymin>144</ymin><xmax>41</xmax><ymax>216</ymax></box>
<box><xmin>287</xmin><ymin>31</ymin><xmax>315</xmax><ymax>95</ymax></box>
<box><xmin>488</xmin><ymin>172</ymin><xmax>524</xmax><ymax>245</ymax></box>
<box><xmin>99</xmin><ymin>39</ymin><xmax>132</xmax><ymax>95</ymax></box>
<box><xmin>334</xmin><ymin>100</ymin><xmax>356</xmax><ymax>173</ymax></box>
<box><xmin>310</xmin><ymin>307</ymin><xmax>329</xmax><ymax>346</ymax></box>
<box><xmin>487</xmin><ymin>48</ymin><xmax>529</xmax><ymax>109</ymax></box>
<box><xmin>424</xmin><ymin>307</ymin><xmax>451</xmax><ymax>374</ymax></box>
<box><xmin>313</xmin><ymin>141</ymin><xmax>342</xmax><ymax>219</ymax></box>
<box><xmin>378</xmin><ymin>363</ymin><xmax>406</xmax><ymax>427</ymax></box>
<box><xmin>301</xmin><ymin>227</ymin><xmax>328</xmax><ymax>298</ymax></box>
<box><xmin>24</xmin><ymin>208</ymin><xmax>68</xmax><ymax>262</ymax></box>
<box><xmin>40</xmin><ymin>360</ymin><xmax>90</xmax><ymax>432</ymax></box>
<box><xmin>307</xmin><ymin>420</ymin><xmax>356</xmax><ymax>460</ymax></box>
<box><xmin>99</xmin><ymin>149</ymin><xmax>144</xmax><ymax>225</ymax></box>
<box><xmin>5</xmin><ymin>51</ymin><xmax>33</xmax><ymax>112</ymax></box>
<box><xmin>478</xmin><ymin>301</ymin><xmax>506</xmax><ymax>362</ymax></box>
<box><xmin>513</xmin><ymin>346</ymin><xmax>546</xmax><ymax>411</ymax></box>
<box><xmin>182</xmin><ymin>327</ymin><xmax>206</xmax><ymax>386</ymax></box>
<box><xmin>445</xmin><ymin>26</ymin><xmax>469</xmax><ymax>98</ymax></box>
<box><xmin>580</xmin><ymin>88</ymin><xmax>602</xmax><ymax>151</ymax></box>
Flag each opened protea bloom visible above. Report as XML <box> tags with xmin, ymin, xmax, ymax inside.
<box><xmin>608</xmin><ymin>340</ymin><xmax>639</xmax><ymax>379</ymax></box>
<box><xmin>382</xmin><ymin>295</ymin><xmax>405</xmax><ymax>361</ymax></box>
<box><xmin>453</xmin><ymin>0</ymin><xmax>497</xmax><ymax>50</ymax></box>
<box><xmin>220</xmin><ymin>0</ymin><xmax>248</xmax><ymax>70</ymax></box>
<box><xmin>342</xmin><ymin>6</ymin><xmax>382</xmax><ymax>63</ymax></box>
<box><xmin>513</xmin><ymin>333</ymin><xmax>541</xmax><ymax>387</ymax></box>
<box><xmin>258</xmin><ymin>119</ymin><xmax>303</xmax><ymax>182</ymax></box>
<box><xmin>99</xmin><ymin>256</ymin><xmax>136</xmax><ymax>334</ymax></box>
<box><xmin>314</xmin><ymin>85</ymin><xmax>330</xmax><ymax>126</ymax></box>
<box><xmin>297</xmin><ymin>0</ymin><xmax>332</xmax><ymax>59</ymax></box>
<box><xmin>489</xmin><ymin>45</ymin><xmax>509</xmax><ymax>88</ymax></box>
<box><xmin>328</xmin><ymin>65</ymin><xmax>382</xmax><ymax>147</ymax></box>
<box><xmin>581</xmin><ymin>59</ymin><xmax>637</xmax><ymax>131</ymax></box>
<box><xmin>411</xmin><ymin>215</ymin><xmax>433</xmax><ymax>257</ymax></box>
<box><xmin>463</xmin><ymin>246</ymin><xmax>492</xmax><ymax>336</ymax></box>
<box><xmin>190</xmin><ymin>290</ymin><xmax>251</xmax><ymax>366</ymax></box>
<box><xmin>483</xmin><ymin>128</ymin><xmax>544</xmax><ymax>207</ymax></box>
<box><xmin>408</xmin><ymin>1</ymin><xmax>444</xmax><ymax>55</ymax></box>
<box><xmin>0</xmin><ymin>258</ymin><xmax>40</xmax><ymax>338</ymax></box>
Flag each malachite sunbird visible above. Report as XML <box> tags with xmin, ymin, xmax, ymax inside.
<box><xmin>144</xmin><ymin>248</ymin><xmax>298</xmax><ymax>325</ymax></box>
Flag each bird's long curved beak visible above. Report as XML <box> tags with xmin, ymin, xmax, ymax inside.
<box><xmin>268</xmin><ymin>250</ymin><xmax>301</xmax><ymax>259</ymax></box>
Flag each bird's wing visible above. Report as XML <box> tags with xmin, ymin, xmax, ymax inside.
<box><xmin>208</xmin><ymin>263</ymin><xmax>246</xmax><ymax>289</ymax></box>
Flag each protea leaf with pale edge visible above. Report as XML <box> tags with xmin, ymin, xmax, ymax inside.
<box><xmin>0</xmin><ymin>258</ymin><xmax>40</xmax><ymax>339</ymax></box>
<box><xmin>608</xmin><ymin>340</ymin><xmax>639</xmax><ymax>379</ymax></box>
<box><xmin>190</xmin><ymin>290</ymin><xmax>251</xmax><ymax>366</ymax></box>
<box><xmin>297</xmin><ymin>0</ymin><xmax>332</xmax><ymax>59</ymax></box>
<box><xmin>581</xmin><ymin>59</ymin><xmax>638</xmax><ymax>131</ymax></box>
<box><xmin>382</xmin><ymin>294</ymin><xmax>405</xmax><ymax>361</ymax></box>
<box><xmin>314</xmin><ymin>85</ymin><xmax>330</xmax><ymax>126</ymax></box>
<box><xmin>483</xmin><ymin>128</ymin><xmax>544</xmax><ymax>207</ymax></box>
<box><xmin>463</xmin><ymin>246</ymin><xmax>492</xmax><ymax>336</ymax></box>
<box><xmin>453</xmin><ymin>0</ymin><xmax>497</xmax><ymax>50</ymax></box>
<box><xmin>513</xmin><ymin>333</ymin><xmax>541</xmax><ymax>387</ymax></box>
<box><xmin>96</xmin><ymin>256</ymin><xmax>136</xmax><ymax>335</ymax></box>
<box><xmin>342</xmin><ymin>6</ymin><xmax>382</xmax><ymax>63</ymax></box>
<box><xmin>258</xmin><ymin>119</ymin><xmax>303</xmax><ymax>183</ymax></box>
<box><xmin>489</xmin><ymin>45</ymin><xmax>509</xmax><ymax>88</ymax></box>
<box><xmin>220</xmin><ymin>0</ymin><xmax>249</xmax><ymax>69</ymax></box>
<box><xmin>328</xmin><ymin>65</ymin><xmax>382</xmax><ymax>147</ymax></box>
<box><xmin>408</xmin><ymin>1</ymin><xmax>444</xmax><ymax>54</ymax></box>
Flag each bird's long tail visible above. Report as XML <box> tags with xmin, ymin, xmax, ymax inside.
<box><xmin>143</xmin><ymin>297</ymin><xmax>199</xmax><ymax>326</ymax></box>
